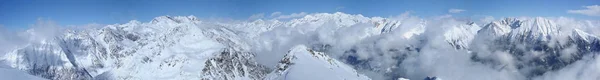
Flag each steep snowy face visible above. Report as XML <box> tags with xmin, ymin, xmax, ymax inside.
<box><xmin>267</xmin><ymin>45</ymin><xmax>371</xmax><ymax>80</ymax></box>
<box><xmin>568</xmin><ymin>29</ymin><xmax>600</xmax><ymax>53</ymax></box>
<box><xmin>508</xmin><ymin>17</ymin><xmax>560</xmax><ymax>42</ymax></box>
<box><xmin>201</xmin><ymin>49</ymin><xmax>270</xmax><ymax>80</ymax></box>
<box><xmin>571</xmin><ymin>29</ymin><xmax>600</xmax><ymax>43</ymax></box>
<box><xmin>444</xmin><ymin>23</ymin><xmax>481</xmax><ymax>49</ymax></box>
<box><xmin>1</xmin><ymin>28</ymin><xmax>124</xmax><ymax>80</ymax></box>
<box><xmin>479</xmin><ymin>21</ymin><xmax>512</xmax><ymax>37</ymax></box>
<box><xmin>1</xmin><ymin>41</ymin><xmax>92</xmax><ymax>80</ymax></box>
<box><xmin>499</xmin><ymin>18</ymin><xmax>523</xmax><ymax>29</ymax></box>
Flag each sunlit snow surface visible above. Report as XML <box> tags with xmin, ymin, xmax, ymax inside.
<box><xmin>266</xmin><ymin>45</ymin><xmax>370</xmax><ymax>80</ymax></box>
<box><xmin>1</xmin><ymin>12</ymin><xmax>600</xmax><ymax>80</ymax></box>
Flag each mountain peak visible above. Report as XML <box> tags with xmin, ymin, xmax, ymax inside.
<box><xmin>444</xmin><ymin>23</ymin><xmax>481</xmax><ymax>49</ymax></box>
<box><xmin>572</xmin><ymin>29</ymin><xmax>600</xmax><ymax>43</ymax></box>
<box><xmin>150</xmin><ymin>15</ymin><xmax>200</xmax><ymax>24</ymax></box>
<box><xmin>479</xmin><ymin>21</ymin><xmax>512</xmax><ymax>37</ymax></box>
<box><xmin>498</xmin><ymin>17</ymin><xmax>522</xmax><ymax>29</ymax></box>
<box><xmin>507</xmin><ymin>17</ymin><xmax>559</xmax><ymax>41</ymax></box>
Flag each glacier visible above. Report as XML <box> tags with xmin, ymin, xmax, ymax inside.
<box><xmin>0</xmin><ymin>12</ymin><xmax>599</xmax><ymax>80</ymax></box>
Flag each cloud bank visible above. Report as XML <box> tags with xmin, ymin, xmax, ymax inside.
<box><xmin>568</xmin><ymin>5</ymin><xmax>600</xmax><ymax>16</ymax></box>
<box><xmin>272</xmin><ymin>12</ymin><xmax>308</xmax><ymax>19</ymax></box>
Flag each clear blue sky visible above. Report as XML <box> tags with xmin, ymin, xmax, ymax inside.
<box><xmin>0</xmin><ymin>0</ymin><xmax>598</xmax><ymax>29</ymax></box>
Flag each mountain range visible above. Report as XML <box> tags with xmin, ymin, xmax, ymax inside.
<box><xmin>1</xmin><ymin>12</ymin><xmax>599</xmax><ymax>80</ymax></box>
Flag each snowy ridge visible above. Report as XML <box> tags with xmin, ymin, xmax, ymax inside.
<box><xmin>499</xmin><ymin>17</ymin><xmax>522</xmax><ymax>29</ymax></box>
<box><xmin>479</xmin><ymin>21</ymin><xmax>512</xmax><ymax>37</ymax></box>
<box><xmin>508</xmin><ymin>17</ymin><xmax>560</xmax><ymax>42</ymax></box>
<box><xmin>267</xmin><ymin>45</ymin><xmax>371</xmax><ymax>80</ymax></box>
<box><xmin>571</xmin><ymin>29</ymin><xmax>600</xmax><ymax>43</ymax></box>
<box><xmin>444</xmin><ymin>23</ymin><xmax>480</xmax><ymax>49</ymax></box>
<box><xmin>201</xmin><ymin>49</ymin><xmax>269</xmax><ymax>80</ymax></box>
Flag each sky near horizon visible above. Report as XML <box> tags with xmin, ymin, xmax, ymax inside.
<box><xmin>0</xmin><ymin>0</ymin><xmax>598</xmax><ymax>29</ymax></box>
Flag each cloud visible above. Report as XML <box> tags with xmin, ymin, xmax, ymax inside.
<box><xmin>270</xmin><ymin>12</ymin><xmax>282</xmax><ymax>17</ymax></box>
<box><xmin>480</xmin><ymin>16</ymin><xmax>495</xmax><ymax>23</ymax></box>
<box><xmin>248</xmin><ymin>13</ymin><xmax>265</xmax><ymax>20</ymax></box>
<box><xmin>274</xmin><ymin>12</ymin><xmax>308</xmax><ymax>19</ymax></box>
<box><xmin>533</xmin><ymin>54</ymin><xmax>600</xmax><ymax>80</ymax></box>
<box><xmin>0</xmin><ymin>18</ymin><xmax>64</xmax><ymax>55</ymax></box>
<box><xmin>0</xmin><ymin>18</ymin><xmax>107</xmax><ymax>56</ymax></box>
<box><xmin>0</xmin><ymin>26</ymin><xmax>18</xmax><ymax>54</ymax></box>
<box><xmin>436</xmin><ymin>14</ymin><xmax>453</xmax><ymax>19</ymax></box>
<box><xmin>448</xmin><ymin>9</ymin><xmax>466</xmax><ymax>13</ymax></box>
<box><xmin>567</xmin><ymin>5</ymin><xmax>600</xmax><ymax>16</ymax></box>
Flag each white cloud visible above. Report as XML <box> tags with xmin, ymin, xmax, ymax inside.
<box><xmin>0</xmin><ymin>18</ymin><xmax>64</xmax><ymax>55</ymax></box>
<box><xmin>270</xmin><ymin>12</ymin><xmax>282</xmax><ymax>17</ymax></box>
<box><xmin>471</xmin><ymin>15</ymin><xmax>496</xmax><ymax>25</ymax></box>
<box><xmin>248</xmin><ymin>13</ymin><xmax>265</xmax><ymax>20</ymax></box>
<box><xmin>568</xmin><ymin>5</ymin><xmax>600</xmax><ymax>16</ymax></box>
<box><xmin>274</xmin><ymin>12</ymin><xmax>308</xmax><ymax>19</ymax></box>
<box><xmin>448</xmin><ymin>9</ymin><xmax>466</xmax><ymax>13</ymax></box>
<box><xmin>534</xmin><ymin>54</ymin><xmax>600</xmax><ymax>80</ymax></box>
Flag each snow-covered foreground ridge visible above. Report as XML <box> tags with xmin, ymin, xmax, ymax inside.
<box><xmin>1</xmin><ymin>12</ymin><xmax>600</xmax><ymax>80</ymax></box>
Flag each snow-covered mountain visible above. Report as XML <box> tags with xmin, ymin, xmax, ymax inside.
<box><xmin>477</xmin><ymin>17</ymin><xmax>600</xmax><ymax>77</ymax></box>
<box><xmin>0</xmin><ymin>13</ymin><xmax>379</xmax><ymax>80</ymax></box>
<box><xmin>266</xmin><ymin>45</ymin><xmax>371</xmax><ymax>80</ymax></box>
<box><xmin>1</xmin><ymin>12</ymin><xmax>599</xmax><ymax>80</ymax></box>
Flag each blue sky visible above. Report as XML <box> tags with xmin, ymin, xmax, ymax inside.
<box><xmin>0</xmin><ymin>0</ymin><xmax>598</xmax><ymax>29</ymax></box>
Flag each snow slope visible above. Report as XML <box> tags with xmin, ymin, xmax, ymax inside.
<box><xmin>267</xmin><ymin>45</ymin><xmax>371</xmax><ymax>80</ymax></box>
